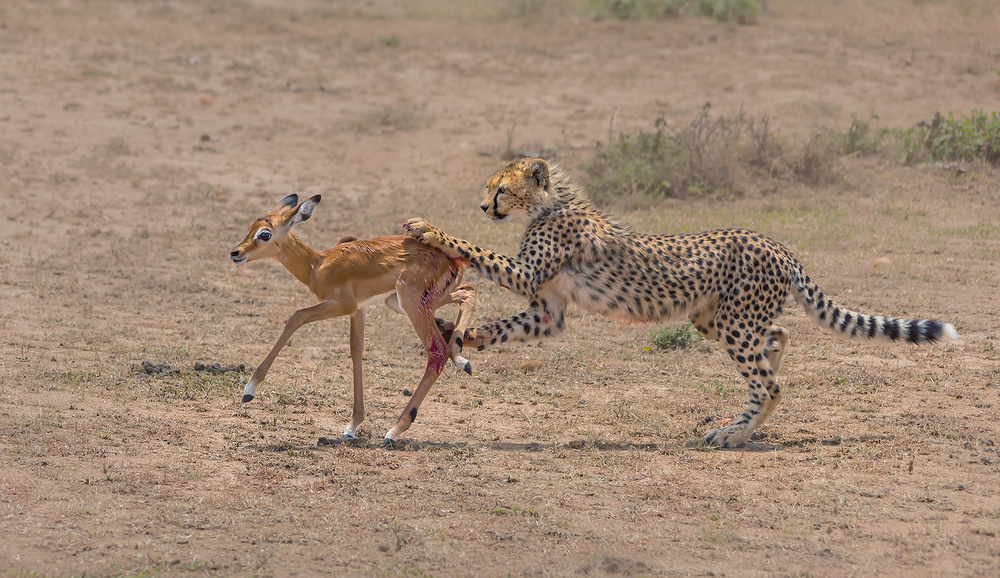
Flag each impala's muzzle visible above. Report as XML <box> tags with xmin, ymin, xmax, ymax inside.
<box><xmin>230</xmin><ymin>248</ymin><xmax>247</xmax><ymax>264</ymax></box>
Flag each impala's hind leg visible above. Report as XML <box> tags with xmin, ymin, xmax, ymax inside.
<box><xmin>437</xmin><ymin>283</ymin><xmax>477</xmax><ymax>374</ymax></box>
<box><xmin>342</xmin><ymin>310</ymin><xmax>366</xmax><ymax>439</ymax></box>
<box><xmin>383</xmin><ymin>279</ymin><xmax>452</xmax><ymax>446</ymax></box>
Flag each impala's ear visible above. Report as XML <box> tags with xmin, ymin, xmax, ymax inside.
<box><xmin>527</xmin><ymin>159</ymin><xmax>549</xmax><ymax>188</ymax></box>
<box><xmin>288</xmin><ymin>195</ymin><xmax>321</xmax><ymax>227</ymax></box>
<box><xmin>273</xmin><ymin>194</ymin><xmax>299</xmax><ymax>215</ymax></box>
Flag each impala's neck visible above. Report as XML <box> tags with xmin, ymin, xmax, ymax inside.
<box><xmin>275</xmin><ymin>231</ymin><xmax>321</xmax><ymax>289</ymax></box>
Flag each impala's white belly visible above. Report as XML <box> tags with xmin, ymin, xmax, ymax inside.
<box><xmin>359</xmin><ymin>291</ymin><xmax>397</xmax><ymax>311</ymax></box>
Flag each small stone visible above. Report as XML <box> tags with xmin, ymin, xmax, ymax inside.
<box><xmin>402</xmin><ymin>388</ymin><xmax>413</xmax><ymax>396</ymax></box>
<box><xmin>200</xmin><ymin>95</ymin><xmax>213</xmax><ymax>105</ymax></box>
<box><xmin>873</xmin><ymin>257</ymin><xmax>892</xmax><ymax>268</ymax></box>
<box><xmin>567</xmin><ymin>439</ymin><xmax>585</xmax><ymax>449</ymax></box>
<box><xmin>378</xmin><ymin>542</ymin><xmax>391</xmax><ymax>552</ymax></box>
<box><xmin>473</xmin><ymin>398</ymin><xmax>483</xmax><ymax>406</ymax></box>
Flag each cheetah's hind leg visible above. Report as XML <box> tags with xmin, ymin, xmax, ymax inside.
<box><xmin>702</xmin><ymin>319</ymin><xmax>780</xmax><ymax>448</ymax></box>
<box><xmin>754</xmin><ymin>325</ymin><xmax>789</xmax><ymax>427</ymax></box>
<box><xmin>763</xmin><ymin>326</ymin><xmax>789</xmax><ymax>374</ymax></box>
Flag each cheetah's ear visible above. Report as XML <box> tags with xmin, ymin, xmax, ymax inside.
<box><xmin>528</xmin><ymin>159</ymin><xmax>549</xmax><ymax>189</ymax></box>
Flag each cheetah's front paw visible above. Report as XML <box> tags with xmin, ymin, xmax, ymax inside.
<box><xmin>702</xmin><ymin>424</ymin><xmax>751</xmax><ymax>448</ymax></box>
<box><xmin>464</xmin><ymin>328</ymin><xmax>492</xmax><ymax>351</ymax></box>
<box><xmin>403</xmin><ymin>218</ymin><xmax>444</xmax><ymax>247</ymax></box>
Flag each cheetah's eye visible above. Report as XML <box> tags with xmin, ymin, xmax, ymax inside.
<box><xmin>496</xmin><ymin>185</ymin><xmax>506</xmax><ymax>196</ymax></box>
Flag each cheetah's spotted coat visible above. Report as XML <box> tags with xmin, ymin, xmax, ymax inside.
<box><xmin>405</xmin><ymin>159</ymin><xmax>958</xmax><ymax>447</ymax></box>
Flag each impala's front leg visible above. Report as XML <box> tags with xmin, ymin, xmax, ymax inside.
<box><xmin>242</xmin><ymin>301</ymin><xmax>353</xmax><ymax>402</ymax></box>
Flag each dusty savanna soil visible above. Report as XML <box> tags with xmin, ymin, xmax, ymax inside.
<box><xmin>2</xmin><ymin>0</ymin><xmax>1000</xmax><ymax>575</ymax></box>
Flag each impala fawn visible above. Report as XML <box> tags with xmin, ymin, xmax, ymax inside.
<box><xmin>230</xmin><ymin>194</ymin><xmax>476</xmax><ymax>445</ymax></box>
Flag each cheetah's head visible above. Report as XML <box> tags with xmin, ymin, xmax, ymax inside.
<box><xmin>481</xmin><ymin>158</ymin><xmax>555</xmax><ymax>223</ymax></box>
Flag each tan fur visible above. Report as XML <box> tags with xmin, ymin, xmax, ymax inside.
<box><xmin>233</xmin><ymin>194</ymin><xmax>476</xmax><ymax>445</ymax></box>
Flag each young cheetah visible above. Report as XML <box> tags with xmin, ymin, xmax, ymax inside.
<box><xmin>404</xmin><ymin>158</ymin><xmax>958</xmax><ymax>448</ymax></box>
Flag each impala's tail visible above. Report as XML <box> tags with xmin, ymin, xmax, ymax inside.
<box><xmin>791</xmin><ymin>269</ymin><xmax>958</xmax><ymax>344</ymax></box>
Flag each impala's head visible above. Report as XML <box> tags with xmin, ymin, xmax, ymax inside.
<box><xmin>481</xmin><ymin>158</ymin><xmax>556</xmax><ymax>222</ymax></box>
<box><xmin>230</xmin><ymin>194</ymin><xmax>320</xmax><ymax>264</ymax></box>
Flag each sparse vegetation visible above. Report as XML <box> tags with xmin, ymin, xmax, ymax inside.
<box><xmin>378</xmin><ymin>34</ymin><xmax>400</xmax><ymax>47</ymax></box>
<box><xmin>650</xmin><ymin>323</ymin><xmax>703</xmax><ymax>350</ymax></box>
<box><xmin>584</xmin><ymin>108</ymin><xmax>1000</xmax><ymax>205</ymax></box>
<box><xmin>584</xmin><ymin>104</ymin><xmax>785</xmax><ymax>202</ymax></box>
<box><xmin>921</xmin><ymin>110</ymin><xmax>1000</xmax><ymax>164</ymax></box>
<box><xmin>590</xmin><ymin>0</ymin><xmax>762</xmax><ymax>23</ymax></box>
<box><xmin>350</xmin><ymin>104</ymin><xmax>423</xmax><ymax>133</ymax></box>
<box><xmin>827</xmin><ymin>110</ymin><xmax>1000</xmax><ymax>166</ymax></box>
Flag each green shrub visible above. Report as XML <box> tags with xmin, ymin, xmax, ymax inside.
<box><xmin>583</xmin><ymin>104</ymin><xmax>783</xmax><ymax>202</ymax></box>
<box><xmin>841</xmin><ymin>113</ymin><xmax>890</xmax><ymax>157</ymax></box>
<box><xmin>651</xmin><ymin>323</ymin><xmax>703</xmax><ymax>350</ymax></box>
<box><xmin>590</xmin><ymin>0</ymin><xmax>685</xmax><ymax>19</ymax></box>
<box><xmin>691</xmin><ymin>0</ymin><xmax>762</xmax><ymax>24</ymax></box>
<box><xmin>862</xmin><ymin>110</ymin><xmax>1000</xmax><ymax>165</ymax></box>
<box><xmin>590</xmin><ymin>0</ymin><xmax>761</xmax><ymax>22</ymax></box>
<box><xmin>924</xmin><ymin>110</ymin><xmax>1000</xmax><ymax>164</ymax></box>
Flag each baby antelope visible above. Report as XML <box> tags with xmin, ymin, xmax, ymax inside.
<box><xmin>230</xmin><ymin>194</ymin><xmax>476</xmax><ymax>446</ymax></box>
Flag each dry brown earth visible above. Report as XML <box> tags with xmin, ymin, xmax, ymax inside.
<box><xmin>1</xmin><ymin>0</ymin><xmax>999</xmax><ymax>575</ymax></box>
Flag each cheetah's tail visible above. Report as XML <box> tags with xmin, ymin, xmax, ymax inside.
<box><xmin>790</xmin><ymin>270</ymin><xmax>958</xmax><ymax>344</ymax></box>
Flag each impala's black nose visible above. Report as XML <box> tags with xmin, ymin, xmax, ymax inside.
<box><xmin>230</xmin><ymin>249</ymin><xmax>240</xmax><ymax>257</ymax></box>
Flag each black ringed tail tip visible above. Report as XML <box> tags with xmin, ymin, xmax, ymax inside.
<box><xmin>241</xmin><ymin>394</ymin><xmax>255</xmax><ymax>403</ymax></box>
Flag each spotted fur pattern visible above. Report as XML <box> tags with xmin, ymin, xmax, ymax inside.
<box><xmin>404</xmin><ymin>158</ymin><xmax>958</xmax><ymax>447</ymax></box>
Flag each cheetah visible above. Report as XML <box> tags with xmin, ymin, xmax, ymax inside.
<box><xmin>404</xmin><ymin>158</ymin><xmax>958</xmax><ymax>448</ymax></box>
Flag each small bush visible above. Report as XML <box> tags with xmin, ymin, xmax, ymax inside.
<box><xmin>846</xmin><ymin>110</ymin><xmax>1000</xmax><ymax>166</ymax></box>
<box><xmin>590</xmin><ymin>0</ymin><xmax>761</xmax><ymax>22</ymax></box>
<box><xmin>350</xmin><ymin>104</ymin><xmax>423</xmax><ymax>133</ymax></box>
<box><xmin>841</xmin><ymin>113</ymin><xmax>890</xmax><ymax>157</ymax></box>
<box><xmin>583</xmin><ymin>104</ymin><xmax>783</xmax><ymax>203</ymax></box>
<box><xmin>791</xmin><ymin>130</ymin><xmax>842</xmax><ymax>185</ymax></box>
<box><xmin>924</xmin><ymin>110</ymin><xmax>1000</xmax><ymax>164</ymax></box>
<box><xmin>691</xmin><ymin>0</ymin><xmax>762</xmax><ymax>24</ymax></box>
<box><xmin>651</xmin><ymin>323</ymin><xmax>703</xmax><ymax>350</ymax></box>
<box><xmin>582</xmin><ymin>108</ymin><xmax>1000</xmax><ymax>208</ymax></box>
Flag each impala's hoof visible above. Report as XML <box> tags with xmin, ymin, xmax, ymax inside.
<box><xmin>381</xmin><ymin>437</ymin><xmax>397</xmax><ymax>449</ymax></box>
<box><xmin>241</xmin><ymin>394</ymin><xmax>255</xmax><ymax>403</ymax></box>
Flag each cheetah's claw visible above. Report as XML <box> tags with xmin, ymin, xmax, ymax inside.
<box><xmin>403</xmin><ymin>218</ymin><xmax>442</xmax><ymax>247</ymax></box>
<box><xmin>702</xmin><ymin>425</ymin><xmax>750</xmax><ymax>448</ymax></box>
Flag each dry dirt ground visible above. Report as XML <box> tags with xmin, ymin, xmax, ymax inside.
<box><xmin>2</xmin><ymin>0</ymin><xmax>1000</xmax><ymax>576</ymax></box>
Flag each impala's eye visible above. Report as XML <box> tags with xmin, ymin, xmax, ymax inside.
<box><xmin>257</xmin><ymin>230</ymin><xmax>272</xmax><ymax>242</ymax></box>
